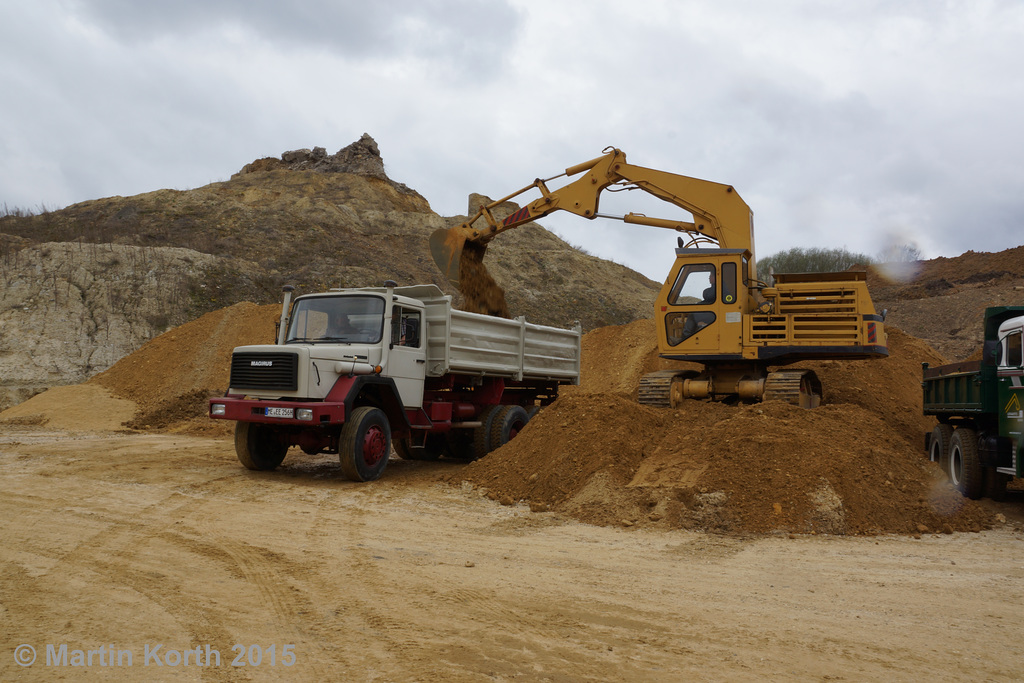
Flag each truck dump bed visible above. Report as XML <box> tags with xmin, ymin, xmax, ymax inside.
<box><xmin>408</xmin><ymin>286</ymin><xmax>581</xmax><ymax>383</ymax></box>
<box><xmin>922</xmin><ymin>360</ymin><xmax>988</xmax><ymax>416</ymax></box>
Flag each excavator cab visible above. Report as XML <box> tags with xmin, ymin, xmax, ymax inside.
<box><xmin>656</xmin><ymin>249</ymin><xmax>751</xmax><ymax>359</ymax></box>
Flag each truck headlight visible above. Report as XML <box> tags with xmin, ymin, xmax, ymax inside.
<box><xmin>211</xmin><ymin>403</ymin><xmax>226</xmax><ymax>416</ymax></box>
<box><xmin>297</xmin><ymin>408</ymin><xmax>314</xmax><ymax>421</ymax></box>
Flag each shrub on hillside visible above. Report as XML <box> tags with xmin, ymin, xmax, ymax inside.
<box><xmin>758</xmin><ymin>247</ymin><xmax>873</xmax><ymax>284</ymax></box>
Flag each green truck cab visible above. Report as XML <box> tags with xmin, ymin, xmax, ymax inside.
<box><xmin>923</xmin><ymin>306</ymin><xmax>1024</xmax><ymax>500</ymax></box>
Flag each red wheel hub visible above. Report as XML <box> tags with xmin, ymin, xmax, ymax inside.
<box><xmin>362</xmin><ymin>425</ymin><xmax>387</xmax><ymax>467</ymax></box>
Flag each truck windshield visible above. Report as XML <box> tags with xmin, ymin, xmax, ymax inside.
<box><xmin>286</xmin><ymin>295</ymin><xmax>385</xmax><ymax>344</ymax></box>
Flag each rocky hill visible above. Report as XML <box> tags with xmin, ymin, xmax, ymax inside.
<box><xmin>0</xmin><ymin>135</ymin><xmax>660</xmax><ymax>409</ymax></box>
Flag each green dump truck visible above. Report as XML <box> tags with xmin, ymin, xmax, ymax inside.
<box><xmin>923</xmin><ymin>306</ymin><xmax>1024</xmax><ymax>500</ymax></box>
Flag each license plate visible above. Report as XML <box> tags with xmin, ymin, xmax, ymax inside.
<box><xmin>265</xmin><ymin>407</ymin><xmax>294</xmax><ymax>418</ymax></box>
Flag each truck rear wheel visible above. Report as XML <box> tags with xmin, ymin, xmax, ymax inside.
<box><xmin>339</xmin><ymin>407</ymin><xmax>391</xmax><ymax>482</ymax></box>
<box><xmin>930</xmin><ymin>424</ymin><xmax>954</xmax><ymax>472</ymax></box>
<box><xmin>472</xmin><ymin>405</ymin><xmax>504</xmax><ymax>459</ymax></box>
<box><xmin>948</xmin><ymin>427</ymin><xmax>983</xmax><ymax>499</ymax></box>
<box><xmin>489</xmin><ymin>405</ymin><xmax>529</xmax><ymax>452</ymax></box>
<box><xmin>235</xmin><ymin>422</ymin><xmax>288</xmax><ymax>471</ymax></box>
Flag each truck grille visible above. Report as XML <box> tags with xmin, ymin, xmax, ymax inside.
<box><xmin>230</xmin><ymin>352</ymin><xmax>298</xmax><ymax>391</ymax></box>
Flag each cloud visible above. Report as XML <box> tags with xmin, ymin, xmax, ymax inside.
<box><xmin>2</xmin><ymin>0</ymin><xmax>1023</xmax><ymax>282</ymax></box>
<box><xmin>66</xmin><ymin>0</ymin><xmax>522</xmax><ymax>74</ymax></box>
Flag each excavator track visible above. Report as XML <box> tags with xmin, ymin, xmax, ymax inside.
<box><xmin>763</xmin><ymin>370</ymin><xmax>822</xmax><ymax>408</ymax></box>
<box><xmin>638</xmin><ymin>370</ymin><xmax>681</xmax><ymax>407</ymax></box>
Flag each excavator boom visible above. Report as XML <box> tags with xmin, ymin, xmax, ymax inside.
<box><xmin>429</xmin><ymin>147</ymin><xmax>757</xmax><ymax>284</ymax></box>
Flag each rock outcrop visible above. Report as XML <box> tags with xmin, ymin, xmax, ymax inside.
<box><xmin>235</xmin><ymin>133</ymin><xmax>421</xmax><ymax>196</ymax></box>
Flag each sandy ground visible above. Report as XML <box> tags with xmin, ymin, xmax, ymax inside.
<box><xmin>3</xmin><ymin>425</ymin><xmax>1024</xmax><ymax>682</ymax></box>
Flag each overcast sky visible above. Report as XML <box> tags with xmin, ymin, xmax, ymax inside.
<box><xmin>2</xmin><ymin>0</ymin><xmax>1022</xmax><ymax>282</ymax></box>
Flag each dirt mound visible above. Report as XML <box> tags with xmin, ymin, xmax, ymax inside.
<box><xmin>868</xmin><ymin>244</ymin><xmax>1024</xmax><ymax>294</ymax></box>
<box><xmin>0</xmin><ymin>384</ymin><xmax>136</xmax><ymax>431</ymax></box>
<box><xmin>910</xmin><ymin>245</ymin><xmax>1024</xmax><ymax>285</ymax></box>
<box><xmin>576</xmin><ymin>318</ymin><xmax>692</xmax><ymax>394</ymax></box>
<box><xmin>89</xmin><ymin>301</ymin><xmax>281</xmax><ymax>434</ymax></box>
<box><xmin>578</xmin><ymin>321</ymin><xmax>945</xmax><ymax>451</ymax></box>
<box><xmin>794</xmin><ymin>327</ymin><xmax>948</xmax><ymax>449</ymax></box>
<box><xmin>456</xmin><ymin>322</ymin><xmax>991</xmax><ymax>535</ymax></box>
<box><xmin>459</xmin><ymin>394</ymin><xmax>988</xmax><ymax>535</ymax></box>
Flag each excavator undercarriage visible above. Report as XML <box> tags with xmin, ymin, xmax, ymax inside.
<box><xmin>637</xmin><ymin>367</ymin><xmax>822</xmax><ymax>408</ymax></box>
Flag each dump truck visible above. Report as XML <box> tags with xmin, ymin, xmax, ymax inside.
<box><xmin>923</xmin><ymin>306</ymin><xmax>1024</xmax><ymax>500</ymax></box>
<box><xmin>430</xmin><ymin>147</ymin><xmax>887</xmax><ymax>407</ymax></box>
<box><xmin>209</xmin><ymin>282</ymin><xmax>581</xmax><ymax>481</ymax></box>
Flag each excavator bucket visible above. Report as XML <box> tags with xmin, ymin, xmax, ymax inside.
<box><xmin>429</xmin><ymin>226</ymin><xmax>467</xmax><ymax>285</ymax></box>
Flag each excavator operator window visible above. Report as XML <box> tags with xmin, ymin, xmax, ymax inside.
<box><xmin>666</xmin><ymin>311</ymin><xmax>716</xmax><ymax>346</ymax></box>
<box><xmin>669</xmin><ymin>264</ymin><xmax>716</xmax><ymax>305</ymax></box>
<box><xmin>666</xmin><ymin>263</ymin><xmax>717</xmax><ymax>346</ymax></box>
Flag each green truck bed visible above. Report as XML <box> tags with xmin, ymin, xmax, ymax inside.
<box><xmin>922</xmin><ymin>359</ymin><xmax>994</xmax><ymax>416</ymax></box>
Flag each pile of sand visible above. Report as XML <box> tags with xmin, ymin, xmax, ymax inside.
<box><xmin>0</xmin><ymin>302</ymin><xmax>280</xmax><ymax>434</ymax></box>
<box><xmin>89</xmin><ymin>301</ymin><xmax>282</xmax><ymax>435</ymax></box>
<box><xmin>454</xmin><ymin>321</ymin><xmax>993</xmax><ymax>535</ymax></box>
<box><xmin>0</xmin><ymin>384</ymin><xmax>136</xmax><ymax>431</ymax></box>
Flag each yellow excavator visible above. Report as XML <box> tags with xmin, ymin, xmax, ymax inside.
<box><xmin>429</xmin><ymin>147</ymin><xmax>887</xmax><ymax>407</ymax></box>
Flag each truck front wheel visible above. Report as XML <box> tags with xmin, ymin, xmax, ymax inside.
<box><xmin>235</xmin><ymin>422</ymin><xmax>288</xmax><ymax>471</ymax></box>
<box><xmin>949</xmin><ymin>427</ymin><xmax>983</xmax><ymax>499</ymax></box>
<box><xmin>339</xmin><ymin>406</ymin><xmax>391</xmax><ymax>482</ymax></box>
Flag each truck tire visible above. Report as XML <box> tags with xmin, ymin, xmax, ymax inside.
<box><xmin>489</xmin><ymin>405</ymin><xmax>529</xmax><ymax>452</ymax></box>
<box><xmin>472</xmin><ymin>405</ymin><xmax>504</xmax><ymax>459</ymax></box>
<box><xmin>930</xmin><ymin>424</ymin><xmax>954</xmax><ymax>471</ymax></box>
<box><xmin>948</xmin><ymin>427</ymin><xmax>983</xmax><ymax>500</ymax></box>
<box><xmin>983</xmin><ymin>469</ymin><xmax>1009</xmax><ymax>501</ymax></box>
<box><xmin>393</xmin><ymin>434</ymin><xmax>444</xmax><ymax>461</ymax></box>
<box><xmin>339</xmin><ymin>407</ymin><xmax>391</xmax><ymax>482</ymax></box>
<box><xmin>235</xmin><ymin>422</ymin><xmax>288</xmax><ymax>471</ymax></box>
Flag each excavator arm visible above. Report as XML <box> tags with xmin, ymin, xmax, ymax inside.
<box><xmin>429</xmin><ymin>147</ymin><xmax>758</xmax><ymax>284</ymax></box>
